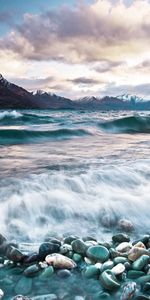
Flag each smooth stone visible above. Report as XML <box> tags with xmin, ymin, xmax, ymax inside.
<box><xmin>71</xmin><ymin>239</ymin><xmax>88</xmax><ymax>255</ymax></box>
<box><xmin>114</xmin><ymin>257</ymin><xmax>128</xmax><ymax>264</ymax></box>
<box><xmin>15</xmin><ymin>277</ymin><xmax>32</xmax><ymax>295</ymax></box>
<box><xmin>132</xmin><ymin>255</ymin><xmax>149</xmax><ymax>271</ymax></box>
<box><xmin>120</xmin><ymin>282</ymin><xmax>136</xmax><ymax>300</ymax></box>
<box><xmin>84</xmin><ymin>265</ymin><xmax>100</xmax><ymax>279</ymax></box>
<box><xmin>87</xmin><ymin>245</ymin><xmax>109</xmax><ymax>262</ymax></box>
<box><xmin>134</xmin><ymin>242</ymin><xmax>146</xmax><ymax>249</ymax></box>
<box><xmin>31</xmin><ymin>294</ymin><xmax>57</xmax><ymax>300</ymax></box>
<box><xmin>112</xmin><ymin>234</ymin><xmax>130</xmax><ymax>243</ymax></box>
<box><xmin>13</xmin><ymin>296</ymin><xmax>31</xmax><ymax>300</ymax></box>
<box><xmin>100</xmin><ymin>270</ymin><xmax>120</xmax><ymax>291</ymax></box>
<box><xmin>109</xmin><ymin>248</ymin><xmax>128</xmax><ymax>259</ymax></box>
<box><xmin>63</xmin><ymin>235</ymin><xmax>78</xmax><ymax>244</ymax></box>
<box><xmin>128</xmin><ymin>247</ymin><xmax>149</xmax><ymax>262</ymax></box>
<box><xmin>45</xmin><ymin>253</ymin><xmax>76</xmax><ymax>269</ymax></box>
<box><xmin>73</xmin><ymin>253</ymin><xmax>82</xmax><ymax>263</ymax></box>
<box><xmin>85</xmin><ymin>241</ymin><xmax>97</xmax><ymax>247</ymax></box>
<box><xmin>39</xmin><ymin>242</ymin><xmax>60</xmax><ymax>259</ymax></box>
<box><xmin>7</xmin><ymin>246</ymin><xmax>25</xmax><ymax>262</ymax></box>
<box><xmin>60</xmin><ymin>244</ymin><xmax>72</xmax><ymax>254</ymax></box>
<box><xmin>111</xmin><ymin>263</ymin><xmax>125</xmax><ymax>275</ymax></box>
<box><xmin>118</xmin><ymin>219</ymin><xmax>134</xmax><ymax>232</ymax></box>
<box><xmin>57</xmin><ymin>269</ymin><xmax>72</xmax><ymax>278</ymax></box>
<box><xmin>41</xmin><ymin>266</ymin><xmax>54</xmax><ymax>278</ymax></box>
<box><xmin>116</xmin><ymin>242</ymin><xmax>132</xmax><ymax>253</ymax></box>
<box><xmin>23</xmin><ymin>253</ymin><xmax>39</xmax><ymax>264</ymax></box>
<box><xmin>143</xmin><ymin>282</ymin><xmax>150</xmax><ymax>291</ymax></box>
<box><xmin>84</xmin><ymin>257</ymin><xmax>93</xmax><ymax>265</ymax></box>
<box><xmin>0</xmin><ymin>289</ymin><xmax>4</xmax><ymax>299</ymax></box>
<box><xmin>101</xmin><ymin>261</ymin><xmax>114</xmax><ymax>273</ymax></box>
<box><xmin>24</xmin><ymin>264</ymin><xmax>40</xmax><ymax>277</ymax></box>
<box><xmin>128</xmin><ymin>270</ymin><xmax>145</xmax><ymax>279</ymax></box>
<box><xmin>137</xmin><ymin>274</ymin><xmax>150</xmax><ymax>285</ymax></box>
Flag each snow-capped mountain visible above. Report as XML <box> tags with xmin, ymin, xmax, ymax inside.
<box><xmin>117</xmin><ymin>94</ymin><xmax>144</xmax><ymax>103</ymax></box>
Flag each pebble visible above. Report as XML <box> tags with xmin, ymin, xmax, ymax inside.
<box><xmin>120</xmin><ymin>282</ymin><xmax>136</xmax><ymax>300</ymax></box>
<box><xmin>39</xmin><ymin>242</ymin><xmax>60</xmax><ymax>259</ymax></box>
<box><xmin>13</xmin><ymin>296</ymin><xmax>31</xmax><ymax>300</ymax></box>
<box><xmin>7</xmin><ymin>246</ymin><xmax>25</xmax><ymax>262</ymax></box>
<box><xmin>87</xmin><ymin>245</ymin><xmax>109</xmax><ymax>262</ymax></box>
<box><xmin>15</xmin><ymin>277</ymin><xmax>32</xmax><ymax>295</ymax></box>
<box><xmin>116</xmin><ymin>242</ymin><xmax>132</xmax><ymax>253</ymax></box>
<box><xmin>112</xmin><ymin>234</ymin><xmax>130</xmax><ymax>243</ymax></box>
<box><xmin>128</xmin><ymin>270</ymin><xmax>145</xmax><ymax>279</ymax></box>
<box><xmin>40</xmin><ymin>266</ymin><xmax>54</xmax><ymax>278</ymax></box>
<box><xmin>57</xmin><ymin>269</ymin><xmax>72</xmax><ymax>278</ymax></box>
<box><xmin>45</xmin><ymin>253</ymin><xmax>77</xmax><ymax>269</ymax></box>
<box><xmin>23</xmin><ymin>264</ymin><xmax>40</xmax><ymax>277</ymax></box>
<box><xmin>73</xmin><ymin>253</ymin><xmax>82</xmax><ymax>263</ymax></box>
<box><xmin>100</xmin><ymin>261</ymin><xmax>114</xmax><ymax>273</ymax></box>
<box><xmin>132</xmin><ymin>255</ymin><xmax>149</xmax><ymax>271</ymax></box>
<box><xmin>100</xmin><ymin>270</ymin><xmax>120</xmax><ymax>291</ymax></box>
<box><xmin>31</xmin><ymin>294</ymin><xmax>57</xmax><ymax>300</ymax></box>
<box><xmin>128</xmin><ymin>247</ymin><xmax>149</xmax><ymax>261</ymax></box>
<box><xmin>84</xmin><ymin>265</ymin><xmax>100</xmax><ymax>279</ymax></box>
<box><xmin>71</xmin><ymin>239</ymin><xmax>88</xmax><ymax>255</ymax></box>
<box><xmin>111</xmin><ymin>263</ymin><xmax>125</xmax><ymax>275</ymax></box>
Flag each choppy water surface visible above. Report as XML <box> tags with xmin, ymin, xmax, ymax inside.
<box><xmin>0</xmin><ymin>109</ymin><xmax>150</xmax><ymax>242</ymax></box>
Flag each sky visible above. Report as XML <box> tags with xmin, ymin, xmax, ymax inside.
<box><xmin>0</xmin><ymin>0</ymin><xmax>150</xmax><ymax>99</ymax></box>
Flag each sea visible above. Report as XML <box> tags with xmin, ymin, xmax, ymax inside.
<box><xmin>0</xmin><ymin>109</ymin><xmax>150</xmax><ymax>299</ymax></box>
<box><xmin>0</xmin><ymin>109</ymin><xmax>150</xmax><ymax>242</ymax></box>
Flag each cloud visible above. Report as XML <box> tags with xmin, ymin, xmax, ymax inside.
<box><xmin>94</xmin><ymin>60</ymin><xmax>124</xmax><ymax>73</ymax></box>
<box><xmin>101</xmin><ymin>82</ymin><xmax>150</xmax><ymax>99</ymax></box>
<box><xmin>8</xmin><ymin>76</ymin><xmax>55</xmax><ymax>91</ymax></box>
<box><xmin>1</xmin><ymin>0</ymin><xmax>150</xmax><ymax>64</ymax></box>
<box><xmin>68</xmin><ymin>77</ymin><xmax>100</xmax><ymax>85</ymax></box>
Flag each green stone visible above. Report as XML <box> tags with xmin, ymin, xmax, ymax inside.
<box><xmin>100</xmin><ymin>270</ymin><xmax>120</xmax><ymax>291</ymax></box>
<box><xmin>40</xmin><ymin>266</ymin><xmax>54</xmax><ymax>279</ymax></box>
<box><xmin>71</xmin><ymin>239</ymin><xmax>88</xmax><ymax>255</ymax></box>
<box><xmin>132</xmin><ymin>255</ymin><xmax>149</xmax><ymax>271</ymax></box>
<box><xmin>101</xmin><ymin>261</ymin><xmax>114</xmax><ymax>273</ymax></box>
<box><xmin>15</xmin><ymin>277</ymin><xmax>32</xmax><ymax>295</ymax></box>
<box><xmin>137</xmin><ymin>274</ymin><xmax>150</xmax><ymax>285</ymax></box>
<box><xmin>128</xmin><ymin>270</ymin><xmax>145</xmax><ymax>279</ymax></box>
<box><xmin>87</xmin><ymin>246</ymin><xmax>109</xmax><ymax>262</ymax></box>
<box><xmin>84</xmin><ymin>265</ymin><xmax>100</xmax><ymax>279</ymax></box>
<box><xmin>113</xmin><ymin>257</ymin><xmax>128</xmax><ymax>265</ymax></box>
<box><xmin>73</xmin><ymin>253</ymin><xmax>82</xmax><ymax>263</ymax></box>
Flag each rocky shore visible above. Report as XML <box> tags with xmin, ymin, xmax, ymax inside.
<box><xmin>1</xmin><ymin>233</ymin><xmax>150</xmax><ymax>299</ymax></box>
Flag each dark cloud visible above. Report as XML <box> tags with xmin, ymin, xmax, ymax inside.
<box><xmin>94</xmin><ymin>60</ymin><xmax>124</xmax><ymax>73</ymax></box>
<box><xmin>1</xmin><ymin>1</ymin><xmax>149</xmax><ymax>63</ymax></box>
<box><xmin>68</xmin><ymin>77</ymin><xmax>100</xmax><ymax>85</ymax></box>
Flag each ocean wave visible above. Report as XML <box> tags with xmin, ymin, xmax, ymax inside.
<box><xmin>0</xmin><ymin>110</ymin><xmax>55</xmax><ymax>125</ymax></box>
<box><xmin>0</xmin><ymin>160</ymin><xmax>150</xmax><ymax>242</ymax></box>
<box><xmin>99</xmin><ymin>115</ymin><xmax>150</xmax><ymax>133</ymax></box>
<box><xmin>0</xmin><ymin>127</ymin><xmax>91</xmax><ymax>144</ymax></box>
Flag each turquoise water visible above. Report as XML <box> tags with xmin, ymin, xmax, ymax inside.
<box><xmin>0</xmin><ymin>110</ymin><xmax>150</xmax><ymax>242</ymax></box>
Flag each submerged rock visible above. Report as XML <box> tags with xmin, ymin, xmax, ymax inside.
<box><xmin>0</xmin><ymin>289</ymin><xmax>4</xmax><ymax>299</ymax></box>
<box><xmin>15</xmin><ymin>277</ymin><xmax>32</xmax><ymax>295</ymax></box>
<box><xmin>45</xmin><ymin>253</ymin><xmax>76</xmax><ymax>269</ymax></box>
<box><xmin>13</xmin><ymin>296</ymin><xmax>31</xmax><ymax>300</ymax></box>
<box><xmin>132</xmin><ymin>255</ymin><xmax>149</xmax><ymax>271</ymax></box>
<box><xmin>23</xmin><ymin>264</ymin><xmax>40</xmax><ymax>277</ymax></box>
<box><xmin>121</xmin><ymin>282</ymin><xmax>136</xmax><ymax>300</ymax></box>
<box><xmin>118</xmin><ymin>219</ymin><xmax>134</xmax><ymax>232</ymax></box>
<box><xmin>57</xmin><ymin>269</ymin><xmax>72</xmax><ymax>278</ymax></box>
<box><xmin>100</xmin><ymin>270</ymin><xmax>120</xmax><ymax>291</ymax></box>
<box><xmin>87</xmin><ymin>245</ymin><xmax>109</xmax><ymax>262</ymax></box>
<box><xmin>31</xmin><ymin>294</ymin><xmax>57</xmax><ymax>300</ymax></box>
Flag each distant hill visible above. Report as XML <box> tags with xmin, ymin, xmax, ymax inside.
<box><xmin>0</xmin><ymin>74</ymin><xmax>150</xmax><ymax>110</ymax></box>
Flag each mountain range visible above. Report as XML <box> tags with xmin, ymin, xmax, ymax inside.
<box><xmin>0</xmin><ymin>74</ymin><xmax>150</xmax><ymax>110</ymax></box>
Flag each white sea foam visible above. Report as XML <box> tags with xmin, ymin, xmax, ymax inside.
<box><xmin>0</xmin><ymin>110</ymin><xmax>22</xmax><ymax>120</ymax></box>
<box><xmin>0</xmin><ymin>159</ymin><xmax>150</xmax><ymax>242</ymax></box>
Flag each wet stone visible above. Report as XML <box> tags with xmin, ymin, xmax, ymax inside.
<box><xmin>39</xmin><ymin>242</ymin><xmax>60</xmax><ymax>260</ymax></box>
<box><xmin>13</xmin><ymin>296</ymin><xmax>31</xmax><ymax>300</ymax></box>
<box><xmin>57</xmin><ymin>269</ymin><xmax>72</xmax><ymax>278</ymax></box>
<box><xmin>120</xmin><ymin>282</ymin><xmax>136</xmax><ymax>300</ymax></box>
<box><xmin>15</xmin><ymin>277</ymin><xmax>32</xmax><ymax>295</ymax></box>
<box><xmin>100</xmin><ymin>270</ymin><xmax>120</xmax><ymax>291</ymax></box>
<box><xmin>71</xmin><ymin>239</ymin><xmax>88</xmax><ymax>255</ymax></box>
<box><xmin>31</xmin><ymin>294</ymin><xmax>57</xmax><ymax>300</ymax></box>
<box><xmin>64</xmin><ymin>235</ymin><xmax>78</xmax><ymax>244</ymax></box>
<box><xmin>84</xmin><ymin>265</ymin><xmax>100</xmax><ymax>279</ymax></box>
<box><xmin>132</xmin><ymin>255</ymin><xmax>149</xmax><ymax>271</ymax></box>
<box><xmin>23</xmin><ymin>264</ymin><xmax>40</xmax><ymax>277</ymax></box>
<box><xmin>40</xmin><ymin>266</ymin><xmax>54</xmax><ymax>279</ymax></box>
<box><xmin>112</xmin><ymin>234</ymin><xmax>130</xmax><ymax>244</ymax></box>
<box><xmin>127</xmin><ymin>270</ymin><xmax>145</xmax><ymax>279</ymax></box>
<box><xmin>87</xmin><ymin>246</ymin><xmax>109</xmax><ymax>262</ymax></box>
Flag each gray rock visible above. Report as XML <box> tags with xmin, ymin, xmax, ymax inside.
<box><xmin>71</xmin><ymin>239</ymin><xmax>88</xmax><ymax>255</ymax></box>
<box><xmin>57</xmin><ymin>269</ymin><xmax>72</xmax><ymax>278</ymax></box>
<box><xmin>39</xmin><ymin>242</ymin><xmax>60</xmax><ymax>259</ymax></box>
<box><xmin>24</xmin><ymin>264</ymin><xmax>40</xmax><ymax>277</ymax></box>
<box><xmin>112</xmin><ymin>234</ymin><xmax>130</xmax><ymax>243</ymax></box>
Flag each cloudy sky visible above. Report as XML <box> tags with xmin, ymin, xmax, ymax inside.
<box><xmin>0</xmin><ymin>0</ymin><xmax>150</xmax><ymax>99</ymax></box>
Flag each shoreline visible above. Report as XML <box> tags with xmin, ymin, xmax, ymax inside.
<box><xmin>0</xmin><ymin>233</ymin><xmax>150</xmax><ymax>299</ymax></box>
